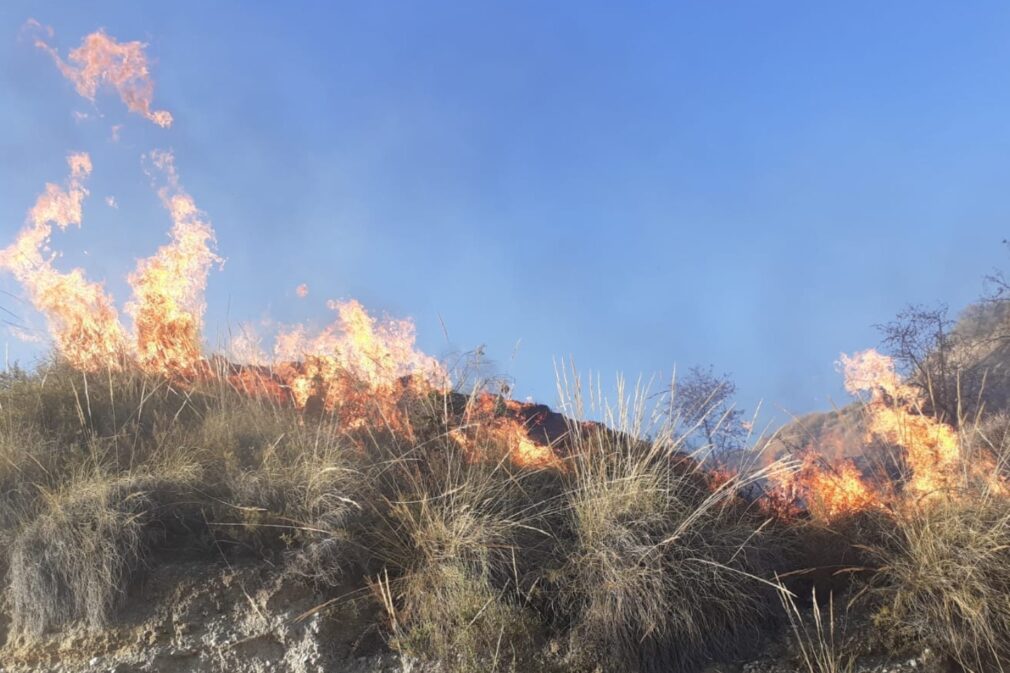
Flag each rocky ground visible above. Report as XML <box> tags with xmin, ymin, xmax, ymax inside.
<box><xmin>0</xmin><ymin>561</ymin><xmax>946</xmax><ymax>673</ymax></box>
<box><xmin>0</xmin><ymin>560</ymin><xmax>416</xmax><ymax>673</ymax></box>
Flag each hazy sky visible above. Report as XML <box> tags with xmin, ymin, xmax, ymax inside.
<box><xmin>1</xmin><ymin>2</ymin><xmax>1009</xmax><ymax>426</ymax></box>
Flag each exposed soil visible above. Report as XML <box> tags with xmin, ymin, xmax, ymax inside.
<box><xmin>0</xmin><ymin>558</ymin><xmax>948</xmax><ymax>673</ymax></box>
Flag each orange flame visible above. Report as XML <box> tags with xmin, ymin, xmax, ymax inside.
<box><xmin>448</xmin><ymin>393</ymin><xmax>564</xmax><ymax>470</ymax></box>
<box><xmin>271</xmin><ymin>299</ymin><xmax>448</xmax><ymax>406</ymax></box>
<box><xmin>126</xmin><ymin>151</ymin><xmax>220</xmax><ymax>376</ymax></box>
<box><xmin>4</xmin><ymin>25</ymin><xmax>564</xmax><ymax>474</ymax></box>
<box><xmin>223</xmin><ymin>299</ymin><xmax>449</xmax><ymax>431</ymax></box>
<box><xmin>778</xmin><ymin>452</ymin><xmax>880</xmax><ymax>521</ymax></box>
<box><xmin>34</xmin><ymin>25</ymin><xmax>173</xmax><ymax>127</ymax></box>
<box><xmin>0</xmin><ymin>153</ymin><xmax>127</xmax><ymax>370</ymax></box>
<box><xmin>841</xmin><ymin>349</ymin><xmax>964</xmax><ymax>500</ymax></box>
<box><xmin>772</xmin><ymin>349</ymin><xmax>1008</xmax><ymax>521</ymax></box>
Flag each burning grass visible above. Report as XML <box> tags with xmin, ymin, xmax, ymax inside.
<box><xmin>7</xmin><ymin>344</ymin><xmax>1010</xmax><ymax>673</ymax></box>
<box><xmin>11</xmin><ymin>21</ymin><xmax>1010</xmax><ymax>672</ymax></box>
<box><xmin>5</xmin><ymin>291</ymin><xmax>1010</xmax><ymax>672</ymax></box>
<box><xmin>4</xmin><ymin>95</ymin><xmax>1010</xmax><ymax>670</ymax></box>
<box><xmin>7</xmin><ymin>350</ymin><xmax>1010</xmax><ymax>672</ymax></box>
<box><xmin>0</xmin><ymin>355</ymin><xmax>797</xmax><ymax>672</ymax></box>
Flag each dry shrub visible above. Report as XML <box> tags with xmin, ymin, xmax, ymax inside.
<box><xmin>0</xmin><ymin>356</ymin><xmax>802</xmax><ymax>673</ymax></box>
<box><xmin>392</xmin><ymin>563</ymin><xmax>540</xmax><ymax>673</ymax></box>
<box><xmin>559</xmin><ymin>440</ymin><xmax>782</xmax><ymax>671</ymax></box>
<box><xmin>0</xmin><ymin>358</ymin><xmax>365</xmax><ymax>633</ymax></box>
<box><xmin>867</xmin><ymin>497</ymin><xmax>1010</xmax><ymax>672</ymax></box>
<box><xmin>782</xmin><ymin>509</ymin><xmax>894</xmax><ymax>601</ymax></box>
<box><xmin>207</xmin><ymin>409</ymin><xmax>364</xmax><ymax>584</ymax></box>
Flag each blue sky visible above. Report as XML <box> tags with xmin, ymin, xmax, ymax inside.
<box><xmin>1</xmin><ymin>2</ymin><xmax>1009</xmax><ymax>426</ymax></box>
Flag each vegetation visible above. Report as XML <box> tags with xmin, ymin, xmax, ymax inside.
<box><xmin>866</xmin><ymin>497</ymin><xmax>1010</xmax><ymax>673</ymax></box>
<box><xmin>0</xmin><ymin>358</ymin><xmax>789</xmax><ymax>672</ymax></box>
<box><xmin>6</xmin><ymin>300</ymin><xmax>1010</xmax><ymax>672</ymax></box>
<box><xmin>554</xmin><ymin>382</ymin><xmax>786</xmax><ymax>673</ymax></box>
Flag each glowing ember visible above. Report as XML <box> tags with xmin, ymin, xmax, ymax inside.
<box><xmin>33</xmin><ymin>24</ymin><xmax>173</xmax><ymax>127</ymax></box>
<box><xmin>0</xmin><ymin>153</ymin><xmax>127</xmax><ymax>371</ymax></box>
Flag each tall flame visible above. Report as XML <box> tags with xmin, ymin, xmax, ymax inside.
<box><xmin>0</xmin><ymin>153</ymin><xmax>127</xmax><ymax>370</ymax></box>
<box><xmin>3</xmin><ymin>24</ymin><xmax>563</xmax><ymax>473</ymax></box>
<box><xmin>126</xmin><ymin>151</ymin><xmax>220</xmax><ymax>376</ymax></box>
<box><xmin>33</xmin><ymin>25</ymin><xmax>173</xmax><ymax>128</ymax></box>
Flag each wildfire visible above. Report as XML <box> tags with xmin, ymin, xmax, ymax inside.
<box><xmin>771</xmin><ymin>349</ymin><xmax>1008</xmax><ymax>521</ymax></box>
<box><xmin>0</xmin><ymin>24</ymin><xmax>577</xmax><ymax>474</ymax></box>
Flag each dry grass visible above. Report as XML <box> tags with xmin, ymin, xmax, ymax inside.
<box><xmin>778</xmin><ymin>585</ymin><xmax>855</xmax><ymax>673</ymax></box>
<box><xmin>0</xmin><ymin>359</ymin><xmax>364</xmax><ymax>635</ymax></box>
<box><xmin>866</xmin><ymin>496</ymin><xmax>1010</xmax><ymax>672</ymax></box>
<box><xmin>551</xmin><ymin>373</ymin><xmax>790</xmax><ymax>673</ymax></box>
<box><xmin>833</xmin><ymin>396</ymin><xmax>1010</xmax><ymax>672</ymax></box>
<box><xmin>0</xmin><ymin>356</ymin><xmax>852</xmax><ymax>673</ymax></box>
<box><xmin>358</xmin><ymin>427</ymin><xmax>550</xmax><ymax>672</ymax></box>
<box><xmin>7</xmin><ymin>469</ymin><xmax>197</xmax><ymax>635</ymax></box>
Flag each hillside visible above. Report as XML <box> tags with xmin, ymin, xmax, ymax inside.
<box><xmin>0</xmin><ymin>350</ymin><xmax>994</xmax><ymax>673</ymax></box>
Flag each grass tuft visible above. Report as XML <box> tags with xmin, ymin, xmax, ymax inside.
<box><xmin>552</xmin><ymin>374</ymin><xmax>788</xmax><ymax>673</ymax></box>
<box><xmin>867</xmin><ymin>497</ymin><xmax>1010</xmax><ymax>672</ymax></box>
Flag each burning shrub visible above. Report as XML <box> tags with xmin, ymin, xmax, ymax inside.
<box><xmin>866</xmin><ymin>497</ymin><xmax>1010</xmax><ymax>672</ymax></box>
